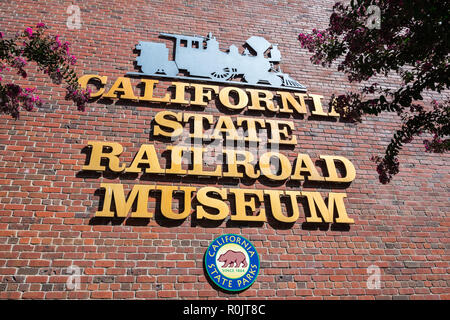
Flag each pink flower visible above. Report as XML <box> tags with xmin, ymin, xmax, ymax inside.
<box><xmin>63</xmin><ymin>41</ymin><xmax>70</xmax><ymax>54</ymax></box>
<box><xmin>36</xmin><ymin>23</ymin><xmax>45</xmax><ymax>28</ymax></box>
<box><xmin>0</xmin><ymin>32</ymin><xmax>3</xmax><ymax>38</ymax></box>
<box><xmin>12</xmin><ymin>57</ymin><xmax>27</xmax><ymax>68</ymax></box>
<box><xmin>20</xmin><ymin>70</ymin><xmax>27</xmax><ymax>78</ymax></box>
<box><xmin>24</xmin><ymin>27</ymin><xmax>33</xmax><ymax>38</ymax></box>
<box><xmin>55</xmin><ymin>35</ymin><xmax>62</xmax><ymax>48</ymax></box>
<box><xmin>69</xmin><ymin>55</ymin><xmax>77</xmax><ymax>65</ymax></box>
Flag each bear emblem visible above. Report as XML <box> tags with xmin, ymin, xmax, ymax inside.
<box><xmin>218</xmin><ymin>250</ymin><xmax>248</xmax><ymax>268</ymax></box>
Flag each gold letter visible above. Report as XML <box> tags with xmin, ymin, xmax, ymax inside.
<box><xmin>223</xmin><ymin>149</ymin><xmax>260</xmax><ymax>179</ymax></box>
<box><xmin>236</xmin><ymin>118</ymin><xmax>266</xmax><ymax>142</ymax></box>
<box><xmin>125</xmin><ymin>144</ymin><xmax>164</xmax><ymax>174</ymax></box>
<box><xmin>190</xmin><ymin>83</ymin><xmax>219</xmax><ymax>106</ymax></box>
<box><xmin>309</xmin><ymin>94</ymin><xmax>326</xmax><ymax>116</ymax></box>
<box><xmin>219</xmin><ymin>86</ymin><xmax>249</xmax><ymax>110</ymax></box>
<box><xmin>96</xmin><ymin>183</ymin><xmax>154</xmax><ymax>218</ymax></box>
<box><xmin>188</xmin><ymin>147</ymin><xmax>222</xmax><ymax>176</ymax></box>
<box><xmin>82</xmin><ymin>141</ymin><xmax>125</xmax><ymax>172</ymax></box>
<box><xmin>259</xmin><ymin>152</ymin><xmax>291</xmax><ymax>181</ymax></box>
<box><xmin>264</xmin><ymin>190</ymin><xmax>301</xmax><ymax>223</ymax></box>
<box><xmin>309</xmin><ymin>94</ymin><xmax>339</xmax><ymax>117</ymax></box>
<box><xmin>229</xmin><ymin>188</ymin><xmax>266</xmax><ymax>222</ymax></box>
<box><xmin>183</xmin><ymin>113</ymin><xmax>213</xmax><ymax>139</ymax></box>
<box><xmin>265</xmin><ymin>120</ymin><xmax>297</xmax><ymax>145</ymax></box>
<box><xmin>78</xmin><ymin>74</ymin><xmax>107</xmax><ymax>98</ymax></box>
<box><xmin>246</xmin><ymin>89</ymin><xmax>276</xmax><ymax>111</ymax></box>
<box><xmin>140</xmin><ymin>79</ymin><xmax>171</xmax><ymax>102</ymax></box>
<box><xmin>277</xmin><ymin>91</ymin><xmax>307</xmax><ymax>114</ymax></box>
<box><xmin>320</xmin><ymin>155</ymin><xmax>356</xmax><ymax>183</ymax></box>
<box><xmin>211</xmin><ymin>116</ymin><xmax>241</xmax><ymax>141</ymax></box>
<box><xmin>291</xmin><ymin>154</ymin><xmax>325</xmax><ymax>181</ymax></box>
<box><xmin>196</xmin><ymin>187</ymin><xmax>229</xmax><ymax>220</ymax></box>
<box><xmin>170</xmin><ymin>82</ymin><xmax>190</xmax><ymax>105</ymax></box>
<box><xmin>157</xmin><ymin>186</ymin><xmax>196</xmax><ymax>219</ymax></box>
<box><xmin>302</xmin><ymin>191</ymin><xmax>354</xmax><ymax>224</ymax></box>
<box><xmin>103</xmin><ymin>77</ymin><xmax>137</xmax><ymax>100</ymax></box>
<box><xmin>153</xmin><ymin>111</ymin><xmax>183</xmax><ymax>138</ymax></box>
<box><xmin>166</xmin><ymin>145</ymin><xmax>188</xmax><ymax>174</ymax></box>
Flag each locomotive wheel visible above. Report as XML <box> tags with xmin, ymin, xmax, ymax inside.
<box><xmin>210</xmin><ymin>67</ymin><xmax>234</xmax><ymax>81</ymax></box>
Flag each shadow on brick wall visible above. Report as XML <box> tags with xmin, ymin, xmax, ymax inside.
<box><xmin>299</xmin><ymin>195</ymin><xmax>351</xmax><ymax>232</ymax></box>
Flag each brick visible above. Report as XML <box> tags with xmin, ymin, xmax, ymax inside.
<box><xmin>91</xmin><ymin>291</ymin><xmax>113</xmax><ymax>299</ymax></box>
<box><xmin>158</xmin><ymin>290</ymin><xmax>177</xmax><ymax>298</ymax></box>
<box><xmin>26</xmin><ymin>276</ymin><xmax>48</xmax><ymax>283</ymax></box>
<box><xmin>22</xmin><ymin>292</ymin><xmax>45</xmax><ymax>299</ymax></box>
<box><xmin>0</xmin><ymin>0</ymin><xmax>448</xmax><ymax>302</ymax></box>
<box><xmin>114</xmin><ymin>291</ymin><xmax>135</xmax><ymax>299</ymax></box>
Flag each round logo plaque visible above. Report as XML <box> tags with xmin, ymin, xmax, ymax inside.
<box><xmin>204</xmin><ymin>234</ymin><xmax>260</xmax><ymax>292</ymax></box>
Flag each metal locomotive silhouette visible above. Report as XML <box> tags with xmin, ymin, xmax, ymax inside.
<box><xmin>129</xmin><ymin>32</ymin><xmax>306</xmax><ymax>91</ymax></box>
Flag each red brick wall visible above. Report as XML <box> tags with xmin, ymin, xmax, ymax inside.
<box><xmin>0</xmin><ymin>0</ymin><xmax>449</xmax><ymax>300</ymax></box>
